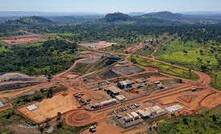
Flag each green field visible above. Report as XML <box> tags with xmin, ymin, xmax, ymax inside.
<box><xmin>156</xmin><ymin>40</ymin><xmax>218</xmax><ymax>69</ymax></box>
<box><xmin>130</xmin><ymin>55</ymin><xmax>198</xmax><ymax>80</ymax></box>
<box><xmin>155</xmin><ymin>39</ymin><xmax>221</xmax><ymax>90</ymax></box>
<box><xmin>157</xmin><ymin>106</ymin><xmax>221</xmax><ymax>134</ymax></box>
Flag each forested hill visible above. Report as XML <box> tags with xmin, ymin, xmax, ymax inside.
<box><xmin>141</xmin><ymin>11</ymin><xmax>184</xmax><ymax>21</ymax></box>
<box><xmin>0</xmin><ymin>39</ymin><xmax>78</xmax><ymax>75</ymax></box>
<box><xmin>104</xmin><ymin>12</ymin><xmax>133</xmax><ymax>22</ymax></box>
<box><xmin>0</xmin><ymin>16</ymin><xmax>55</xmax><ymax>36</ymax></box>
<box><xmin>103</xmin><ymin>11</ymin><xmax>221</xmax><ymax>24</ymax></box>
<box><xmin>6</xmin><ymin>16</ymin><xmax>54</xmax><ymax>26</ymax></box>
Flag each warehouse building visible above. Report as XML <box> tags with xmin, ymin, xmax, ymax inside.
<box><xmin>137</xmin><ymin>105</ymin><xmax>167</xmax><ymax>119</ymax></box>
<box><xmin>115</xmin><ymin>95</ymin><xmax>126</xmax><ymax>102</ymax></box>
<box><xmin>117</xmin><ymin>80</ymin><xmax>133</xmax><ymax>90</ymax></box>
<box><xmin>165</xmin><ymin>104</ymin><xmax>183</xmax><ymax>113</ymax></box>
<box><xmin>89</xmin><ymin>99</ymin><xmax>117</xmax><ymax>110</ymax></box>
<box><xmin>105</xmin><ymin>86</ymin><xmax>121</xmax><ymax>97</ymax></box>
<box><xmin>117</xmin><ymin>112</ymin><xmax>143</xmax><ymax>128</ymax></box>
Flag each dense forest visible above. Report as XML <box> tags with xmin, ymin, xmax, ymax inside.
<box><xmin>0</xmin><ymin>39</ymin><xmax>77</xmax><ymax>75</ymax></box>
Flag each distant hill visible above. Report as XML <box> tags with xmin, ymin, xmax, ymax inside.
<box><xmin>0</xmin><ymin>11</ymin><xmax>102</xmax><ymax>17</ymax></box>
<box><xmin>102</xmin><ymin>12</ymin><xmax>186</xmax><ymax>25</ymax></box>
<box><xmin>142</xmin><ymin>11</ymin><xmax>183</xmax><ymax>20</ymax></box>
<box><xmin>141</xmin><ymin>11</ymin><xmax>221</xmax><ymax>24</ymax></box>
<box><xmin>7</xmin><ymin>16</ymin><xmax>54</xmax><ymax>26</ymax></box>
<box><xmin>104</xmin><ymin>12</ymin><xmax>133</xmax><ymax>22</ymax></box>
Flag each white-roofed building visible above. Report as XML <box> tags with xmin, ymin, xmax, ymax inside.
<box><xmin>115</xmin><ymin>95</ymin><xmax>126</xmax><ymax>101</ymax></box>
<box><xmin>166</xmin><ymin>104</ymin><xmax>183</xmax><ymax>113</ymax></box>
<box><xmin>151</xmin><ymin>106</ymin><xmax>166</xmax><ymax>114</ymax></box>
<box><xmin>26</xmin><ymin>104</ymin><xmax>38</xmax><ymax>111</ymax></box>
<box><xmin>130</xmin><ymin>112</ymin><xmax>140</xmax><ymax>119</ymax></box>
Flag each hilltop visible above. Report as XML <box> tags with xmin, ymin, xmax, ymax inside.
<box><xmin>104</xmin><ymin>12</ymin><xmax>133</xmax><ymax>22</ymax></box>
<box><xmin>7</xmin><ymin>16</ymin><xmax>54</xmax><ymax>25</ymax></box>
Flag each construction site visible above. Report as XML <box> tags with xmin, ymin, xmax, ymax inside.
<box><xmin>0</xmin><ymin>40</ymin><xmax>221</xmax><ymax>134</ymax></box>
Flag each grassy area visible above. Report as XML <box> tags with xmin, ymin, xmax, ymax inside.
<box><xmin>72</xmin><ymin>63</ymin><xmax>91</xmax><ymax>75</ymax></box>
<box><xmin>130</xmin><ymin>55</ymin><xmax>198</xmax><ymax>80</ymax></box>
<box><xmin>157</xmin><ymin>106</ymin><xmax>221</xmax><ymax>134</ymax></box>
<box><xmin>156</xmin><ymin>40</ymin><xmax>218</xmax><ymax>69</ymax></box>
<box><xmin>211</xmin><ymin>71</ymin><xmax>221</xmax><ymax>89</ymax></box>
<box><xmin>155</xmin><ymin>39</ymin><xmax>221</xmax><ymax>90</ymax></box>
<box><xmin>135</xmin><ymin>47</ymin><xmax>153</xmax><ymax>56</ymax></box>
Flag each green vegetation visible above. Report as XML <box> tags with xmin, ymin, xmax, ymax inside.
<box><xmin>0</xmin><ymin>43</ymin><xmax>8</xmax><ymax>53</ymax></box>
<box><xmin>0</xmin><ymin>109</ymin><xmax>23</xmax><ymax>133</ymax></box>
<box><xmin>211</xmin><ymin>71</ymin><xmax>221</xmax><ymax>89</ymax></box>
<box><xmin>156</xmin><ymin>39</ymin><xmax>221</xmax><ymax>90</ymax></box>
<box><xmin>156</xmin><ymin>40</ymin><xmax>218</xmax><ymax>69</ymax></box>
<box><xmin>158</xmin><ymin>106</ymin><xmax>221</xmax><ymax>134</ymax></box>
<box><xmin>12</xmin><ymin>85</ymin><xmax>67</xmax><ymax>107</ymax></box>
<box><xmin>72</xmin><ymin>63</ymin><xmax>91</xmax><ymax>75</ymax></box>
<box><xmin>130</xmin><ymin>55</ymin><xmax>198</xmax><ymax>80</ymax></box>
<box><xmin>55</xmin><ymin>124</ymin><xmax>92</xmax><ymax>134</ymax></box>
<box><xmin>0</xmin><ymin>39</ymin><xmax>78</xmax><ymax>75</ymax></box>
<box><xmin>0</xmin><ymin>109</ymin><xmax>20</xmax><ymax>125</ymax></box>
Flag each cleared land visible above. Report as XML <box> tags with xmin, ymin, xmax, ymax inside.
<box><xmin>1</xmin><ymin>34</ymin><xmax>42</xmax><ymax>45</ymax></box>
<box><xmin>80</xmin><ymin>41</ymin><xmax>114</xmax><ymax>50</ymax></box>
<box><xmin>17</xmin><ymin>92</ymin><xmax>79</xmax><ymax>124</ymax></box>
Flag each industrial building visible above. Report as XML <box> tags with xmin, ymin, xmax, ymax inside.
<box><xmin>115</xmin><ymin>95</ymin><xmax>126</xmax><ymax>101</ymax></box>
<box><xmin>165</xmin><ymin>104</ymin><xmax>183</xmax><ymax>113</ymax></box>
<box><xmin>116</xmin><ymin>111</ymin><xmax>143</xmax><ymax>128</ymax></box>
<box><xmin>105</xmin><ymin>86</ymin><xmax>121</xmax><ymax>97</ymax></box>
<box><xmin>117</xmin><ymin>80</ymin><xmax>133</xmax><ymax>90</ymax></box>
<box><xmin>115</xmin><ymin>105</ymin><xmax>167</xmax><ymax>128</ymax></box>
<box><xmin>136</xmin><ymin>105</ymin><xmax>167</xmax><ymax>119</ymax></box>
<box><xmin>89</xmin><ymin>99</ymin><xmax>117</xmax><ymax>110</ymax></box>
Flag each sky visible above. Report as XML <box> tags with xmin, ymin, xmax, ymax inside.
<box><xmin>0</xmin><ymin>0</ymin><xmax>221</xmax><ymax>13</ymax></box>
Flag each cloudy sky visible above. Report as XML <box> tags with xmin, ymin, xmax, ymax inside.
<box><xmin>0</xmin><ymin>0</ymin><xmax>220</xmax><ymax>13</ymax></box>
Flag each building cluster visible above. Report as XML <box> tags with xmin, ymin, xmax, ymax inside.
<box><xmin>114</xmin><ymin>104</ymin><xmax>183</xmax><ymax>128</ymax></box>
<box><xmin>87</xmin><ymin>98</ymin><xmax>118</xmax><ymax>111</ymax></box>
